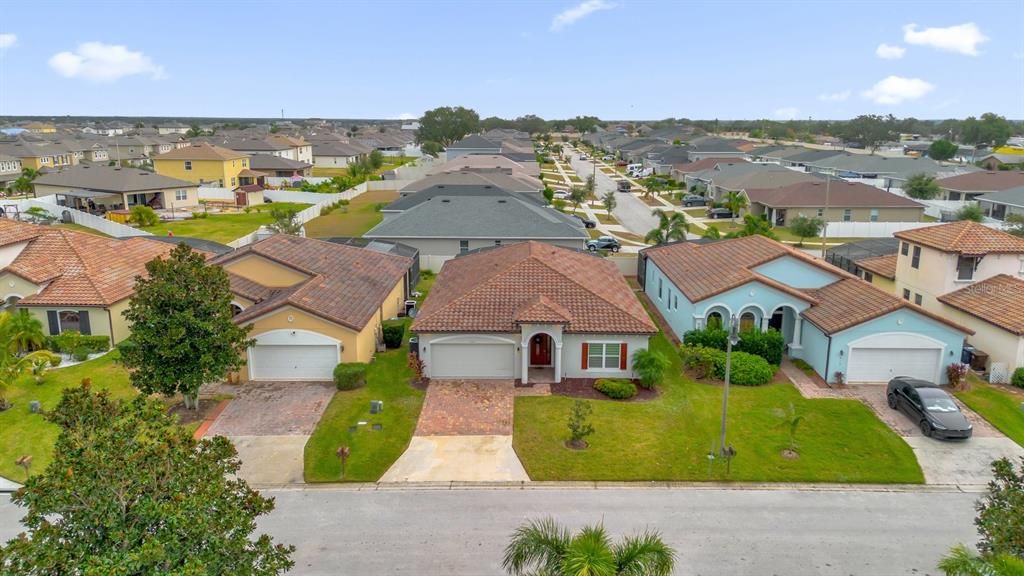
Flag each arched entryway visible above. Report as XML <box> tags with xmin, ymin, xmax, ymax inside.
<box><xmin>529</xmin><ymin>333</ymin><xmax>553</xmax><ymax>366</ymax></box>
<box><xmin>768</xmin><ymin>304</ymin><xmax>803</xmax><ymax>351</ymax></box>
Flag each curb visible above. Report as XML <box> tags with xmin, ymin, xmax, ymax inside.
<box><xmin>192</xmin><ymin>398</ymin><xmax>232</xmax><ymax>440</ymax></box>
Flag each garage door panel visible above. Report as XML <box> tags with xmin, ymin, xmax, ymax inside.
<box><xmin>251</xmin><ymin>344</ymin><xmax>338</xmax><ymax>381</ymax></box>
<box><xmin>431</xmin><ymin>343</ymin><xmax>514</xmax><ymax>379</ymax></box>
<box><xmin>848</xmin><ymin>347</ymin><xmax>940</xmax><ymax>383</ymax></box>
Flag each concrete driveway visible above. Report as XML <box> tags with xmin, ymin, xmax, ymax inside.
<box><xmin>203</xmin><ymin>381</ymin><xmax>335</xmax><ymax>485</ymax></box>
<box><xmin>848</xmin><ymin>384</ymin><xmax>1024</xmax><ymax>486</ymax></box>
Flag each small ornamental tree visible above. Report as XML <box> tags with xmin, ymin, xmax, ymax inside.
<box><xmin>975</xmin><ymin>457</ymin><xmax>1024</xmax><ymax>557</ymax></box>
<box><xmin>955</xmin><ymin>204</ymin><xmax>984</xmax><ymax>222</ymax></box>
<box><xmin>0</xmin><ymin>384</ymin><xmax>295</xmax><ymax>574</ymax></box>
<box><xmin>269</xmin><ymin>206</ymin><xmax>303</xmax><ymax>235</ymax></box>
<box><xmin>904</xmin><ymin>173</ymin><xmax>942</xmax><ymax>200</ymax></box>
<box><xmin>929</xmin><ymin>139</ymin><xmax>959</xmax><ymax>161</ymax></box>
<box><xmin>566</xmin><ymin>399</ymin><xmax>594</xmax><ymax>449</ymax></box>
<box><xmin>602</xmin><ymin>190</ymin><xmax>617</xmax><ymax>216</ymax></box>
<box><xmin>789</xmin><ymin>215</ymin><xmax>824</xmax><ymax>245</ymax></box>
<box><xmin>121</xmin><ymin>244</ymin><xmax>254</xmax><ymax>408</ymax></box>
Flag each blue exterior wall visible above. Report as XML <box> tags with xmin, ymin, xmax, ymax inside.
<box><xmin>645</xmin><ymin>259</ymin><xmax>697</xmax><ymax>339</ymax></box>
<box><xmin>753</xmin><ymin>256</ymin><xmax>840</xmax><ymax>289</ymax></box>
<box><xmin>791</xmin><ymin>321</ymin><xmax>830</xmax><ymax>378</ymax></box>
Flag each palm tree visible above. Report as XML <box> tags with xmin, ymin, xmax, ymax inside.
<box><xmin>0</xmin><ymin>312</ymin><xmax>60</xmax><ymax>409</ymax></box>
<box><xmin>644</xmin><ymin>209</ymin><xmax>689</xmax><ymax>245</ymax></box>
<box><xmin>938</xmin><ymin>544</ymin><xmax>1024</xmax><ymax>575</ymax></box>
<box><xmin>8</xmin><ymin>309</ymin><xmax>45</xmax><ymax>353</ymax></box>
<box><xmin>733</xmin><ymin>213</ymin><xmax>777</xmax><ymax>239</ymax></box>
<box><xmin>502</xmin><ymin>517</ymin><xmax>676</xmax><ymax>576</ymax></box>
<box><xmin>722</xmin><ymin>191</ymin><xmax>748</xmax><ymax>222</ymax></box>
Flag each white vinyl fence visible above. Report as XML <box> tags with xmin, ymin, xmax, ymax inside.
<box><xmin>821</xmin><ymin>220</ymin><xmax>1008</xmax><ymax>238</ymax></box>
<box><xmin>197</xmin><ymin>187</ymin><xmax>235</xmax><ymax>201</ymax></box>
<box><xmin>266</xmin><ymin>176</ymin><xmax>333</xmax><ymax>188</ymax></box>
<box><xmin>3</xmin><ymin>198</ymin><xmax>152</xmax><ymax>238</ymax></box>
<box><xmin>228</xmin><ymin>184</ymin><xmax>369</xmax><ymax>248</ymax></box>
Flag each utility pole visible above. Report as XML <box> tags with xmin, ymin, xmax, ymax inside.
<box><xmin>820</xmin><ymin>174</ymin><xmax>831</xmax><ymax>258</ymax></box>
<box><xmin>718</xmin><ymin>315</ymin><xmax>740</xmax><ymax>457</ymax></box>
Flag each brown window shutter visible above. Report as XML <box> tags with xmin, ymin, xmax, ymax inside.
<box><xmin>620</xmin><ymin>343</ymin><xmax>628</xmax><ymax>370</ymax></box>
<box><xmin>581</xmin><ymin>343</ymin><xmax>588</xmax><ymax>369</ymax></box>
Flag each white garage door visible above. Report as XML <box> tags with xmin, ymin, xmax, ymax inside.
<box><xmin>250</xmin><ymin>345</ymin><xmax>338</xmax><ymax>381</ymax></box>
<box><xmin>847</xmin><ymin>347</ymin><xmax>941</xmax><ymax>383</ymax></box>
<box><xmin>430</xmin><ymin>343</ymin><xmax>515</xmax><ymax>379</ymax></box>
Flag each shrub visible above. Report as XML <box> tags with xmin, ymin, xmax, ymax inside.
<box><xmin>679</xmin><ymin>345</ymin><xmax>724</xmax><ymax>379</ymax></box>
<box><xmin>190</xmin><ymin>211</ymin><xmax>209</xmax><ymax>219</ymax></box>
<box><xmin>682</xmin><ymin>327</ymin><xmax>729</xmax><ymax>350</ymax></box>
<box><xmin>566</xmin><ymin>399</ymin><xmax>594</xmax><ymax>448</ymax></box>
<box><xmin>735</xmin><ymin>329</ymin><xmax>785</xmax><ymax>365</ymax></box>
<box><xmin>333</xmin><ymin>363</ymin><xmax>368</xmax><ymax>390</ymax></box>
<box><xmin>382</xmin><ymin>322</ymin><xmax>405</xmax><ymax>349</ymax></box>
<box><xmin>129</xmin><ymin>205</ymin><xmax>159</xmax><ymax>227</ymax></box>
<box><xmin>722</xmin><ymin>351</ymin><xmax>775</xmax><ymax>386</ymax></box>
<box><xmin>71</xmin><ymin>347</ymin><xmax>90</xmax><ymax>362</ymax></box>
<box><xmin>593</xmin><ymin>378</ymin><xmax>637</xmax><ymax>399</ymax></box>
<box><xmin>1012</xmin><ymin>368</ymin><xmax>1024</xmax><ymax>389</ymax></box>
<box><xmin>947</xmin><ymin>362</ymin><xmax>968</xmax><ymax>389</ymax></box>
<box><xmin>45</xmin><ymin>332</ymin><xmax>110</xmax><ymax>355</ymax></box>
<box><xmin>631</xmin><ymin>348</ymin><xmax>669</xmax><ymax>389</ymax></box>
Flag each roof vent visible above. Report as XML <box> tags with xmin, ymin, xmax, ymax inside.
<box><xmin>497</xmin><ymin>199</ymin><xmax>507</xmax><ymax>203</ymax></box>
<box><xmin>441</xmin><ymin>199</ymin><xmax>450</xmax><ymax>203</ymax></box>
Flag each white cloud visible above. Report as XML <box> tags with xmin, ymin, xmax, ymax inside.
<box><xmin>772</xmin><ymin>107</ymin><xmax>800</xmax><ymax>121</ymax></box>
<box><xmin>817</xmin><ymin>90</ymin><xmax>851</xmax><ymax>102</ymax></box>
<box><xmin>875</xmin><ymin>43</ymin><xmax>905</xmax><ymax>59</ymax></box>
<box><xmin>48</xmin><ymin>41</ymin><xmax>166</xmax><ymax>82</ymax></box>
<box><xmin>861</xmin><ymin>76</ymin><xmax>935</xmax><ymax>105</ymax></box>
<box><xmin>551</xmin><ymin>0</ymin><xmax>615</xmax><ymax>31</ymax></box>
<box><xmin>0</xmin><ymin>33</ymin><xmax>16</xmax><ymax>50</ymax></box>
<box><xmin>902</xmin><ymin>22</ymin><xmax>988</xmax><ymax>56</ymax></box>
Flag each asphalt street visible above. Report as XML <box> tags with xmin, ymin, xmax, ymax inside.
<box><xmin>2</xmin><ymin>486</ymin><xmax>979</xmax><ymax>575</ymax></box>
<box><xmin>568</xmin><ymin>152</ymin><xmax>659</xmax><ymax>234</ymax></box>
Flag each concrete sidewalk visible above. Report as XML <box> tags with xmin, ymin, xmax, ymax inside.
<box><xmin>380</xmin><ymin>435</ymin><xmax>529</xmax><ymax>482</ymax></box>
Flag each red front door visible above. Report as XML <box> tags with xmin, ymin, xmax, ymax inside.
<box><xmin>530</xmin><ymin>334</ymin><xmax>551</xmax><ymax>365</ymax></box>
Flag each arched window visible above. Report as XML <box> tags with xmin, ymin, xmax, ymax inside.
<box><xmin>231</xmin><ymin>303</ymin><xmax>243</xmax><ymax>316</ymax></box>
<box><xmin>706</xmin><ymin>311</ymin><xmax>723</xmax><ymax>330</ymax></box>
<box><xmin>740</xmin><ymin>311</ymin><xmax>757</xmax><ymax>332</ymax></box>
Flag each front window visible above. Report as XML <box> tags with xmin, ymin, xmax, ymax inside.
<box><xmin>842</xmin><ymin>209</ymin><xmax>852</xmax><ymax>222</ymax></box>
<box><xmin>494</xmin><ymin>240</ymin><xmax>502</xmax><ymax>246</ymax></box>
<box><xmin>870</xmin><ymin>209</ymin><xmax>879</xmax><ymax>222</ymax></box>
<box><xmin>901</xmin><ymin>242</ymin><xmax>909</xmax><ymax>256</ymax></box>
<box><xmin>184</xmin><ymin>161</ymin><xmax>192</xmax><ymax>171</ymax></box>
<box><xmin>175</xmin><ymin>189</ymin><xmax>187</xmax><ymax>201</ymax></box>
<box><xmin>231</xmin><ymin>177</ymin><xmax>237</xmax><ymax>187</ymax></box>
<box><xmin>58</xmin><ymin>310</ymin><xmax>81</xmax><ymax>333</ymax></box>
<box><xmin>816</xmin><ymin>208</ymin><xmax>824</xmax><ymax>217</ymax></box>
<box><xmin>863</xmin><ymin>271</ymin><xmax>873</xmax><ymax>282</ymax></box>
<box><xmin>914</xmin><ymin>293</ymin><xmax>923</xmax><ymax>305</ymax></box>
<box><xmin>587</xmin><ymin>343</ymin><xmax>621</xmax><ymax>370</ymax></box>
<box><xmin>956</xmin><ymin>255</ymin><xmax>975</xmax><ymax>281</ymax></box>
<box><xmin>911</xmin><ymin>246</ymin><xmax>921</xmax><ymax>269</ymax></box>
<box><xmin>706</xmin><ymin>312</ymin><xmax>723</xmax><ymax>329</ymax></box>
<box><xmin>658</xmin><ymin>278</ymin><xmax>663</xmax><ymax>299</ymax></box>
<box><xmin>740</xmin><ymin>312</ymin><xmax>756</xmax><ymax>332</ymax></box>
<box><xmin>903</xmin><ymin>289</ymin><xmax>911</xmax><ymax>301</ymax></box>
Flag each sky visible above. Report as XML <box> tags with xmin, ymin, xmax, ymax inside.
<box><xmin>0</xmin><ymin>0</ymin><xmax>1022</xmax><ymax>121</ymax></box>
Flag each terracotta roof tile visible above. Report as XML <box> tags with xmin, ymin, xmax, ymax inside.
<box><xmin>894</xmin><ymin>221</ymin><xmax>1024</xmax><ymax>255</ymax></box>
<box><xmin>855</xmin><ymin>254</ymin><xmax>898</xmax><ymax>280</ymax></box>
<box><xmin>411</xmin><ymin>242</ymin><xmax>656</xmax><ymax>334</ymax></box>
<box><xmin>214</xmin><ymin>234</ymin><xmax>412</xmax><ymax>330</ymax></box>
<box><xmin>938</xmin><ymin>274</ymin><xmax>1024</xmax><ymax>335</ymax></box>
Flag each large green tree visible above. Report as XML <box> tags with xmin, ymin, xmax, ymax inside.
<box><xmin>644</xmin><ymin>209</ymin><xmax>689</xmax><ymax>245</ymax></box>
<box><xmin>960</xmin><ymin>113</ymin><xmax>1013</xmax><ymax>149</ymax></box>
<box><xmin>904</xmin><ymin>173</ymin><xmax>942</xmax><ymax>200</ymax></box>
<box><xmin>416</xmin><ymin>106</ymin><xmax>481</xmax><ymax>146</ymax></box>
<box><xmin>929</xmin><ymin>139</ymin><xmax>959</xmax><ymax>161</ymax></box>
<box><xmin>842</xmin><ymin>114</ymin><xmax>897</xmax><ymax>152</ymax></box>
<box><xmin>502</xmin><ymin>517</ymin><xmax>676</xmax><ymax>576</ymax></box>
<box><xmin>0</xmin><ymin>384</ymin><xmax>294</xmax><ymax>574</ymax></box>
<box><xmin>121</xmin><ymin>244</ymin><xmax>253</xmax><ymax>408</ymax></box>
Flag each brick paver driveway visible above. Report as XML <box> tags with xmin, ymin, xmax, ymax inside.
<box><xmin>414</xmin><ymin>380</ymin><xmax>515</xmax><ymax>436</ymax></box>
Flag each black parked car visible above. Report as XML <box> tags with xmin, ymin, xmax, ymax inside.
<box><xmin>706</xmin><ymin>207</ymin><xmax>733</xmax><ymax>219</ymax></box>
<box><xmin>681</xmin><ymin>194</ymin><xmax>707</xmax><ymax>207</ymax></box>
<box><xmin>586</xmin><ymin>235</ymin><xmax>620</xmax><ymax>252</ymax></box>
<box><xmin>574</xmin><ymin>215</ymin><xmax>597</xmax><ymax>228</ymax></box>
<box><xmin>886</xmin><ymin>377</ymin><xmax>972</xmax><ymax>439</ymax></box>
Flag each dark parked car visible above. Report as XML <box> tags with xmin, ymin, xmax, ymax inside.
<box><xmin>617</xmin><ymin>180</ymin><xmax>633</xmax><ymax>193</ymax></box>
<box><xmin>574</xmin><ymin>214</ymin><xmax>597</xmax><ymax>228</ymax></box>
<box><xmin>681</xmin><ymin>194</ymin><xmax>707</xmax><ymax>207</ymax></box>
<box><xmin>706</xmin><ymin>207</ymin><xmax>733</xmax><ymax>219</ymax></box>
<box><xmin>586</xmin><ymin>235</ymin><xmax>620</xmax><ymax>252</ymax></box>
<box><xmin>886</xmin><ymin>377</ymin><xmax>972</xmax><ymax>439</ymax></box>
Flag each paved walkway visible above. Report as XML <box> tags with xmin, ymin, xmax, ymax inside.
<box><xmin>414</xmin><ymin>380</ymin><xmax>515</xmax><ymax>436</ymax></box>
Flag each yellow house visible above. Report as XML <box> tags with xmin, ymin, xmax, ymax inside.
<box><xmin>854</xmin><ymin>254</ymin><xmax>897</xmax><ymax>294</ymax></box>
<box><xmin>0</xmin><ymin>219</ymin><xmax>181</xmax><ymax>345</ymax></box>
<box><xmin>23</xmin><ymin>122</ymin><xmax>57</xmax><ymax>134</ymax></box>
<box><xmin>213</xmin><ymin>234</ymin><xmax>413</xmax><ymax>382</ymax></box>
<box><xmin>152</xmin><ymin>142</ymin><xmax>251</xmax><ymax>188</ymax></box>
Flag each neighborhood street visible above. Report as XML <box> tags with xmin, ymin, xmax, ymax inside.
<box><xmin>2</xmin><ymin>486</ymin><xmax>979</xmax><ymax>574</ymax></box>
<box><xmin>568</xmin><ymin>152</ymin><xmax>659</xmax><ymax>234</ymax></box>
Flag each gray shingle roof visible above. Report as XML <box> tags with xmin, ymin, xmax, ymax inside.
<box><xmin>388</xmin><ymin>184</ymin><xmax>545</xmax><ymax>211</ymax></box>
<box><xmin>448</xmin><ymin>135</ymin><xmax>500</xmax><ymax>150</ymax></box>
<box><xmin>33</xmin><ymin>164</ymin><xmax>197</xmax><ymax>193</ymax></box>
<box><xmin>977</xmin><ymin>186</ymin><xmax>1024</xmax><ymax>208</ymax></box>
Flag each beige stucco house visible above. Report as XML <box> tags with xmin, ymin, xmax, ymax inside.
<box><xmin>32</xmin><ymin>164</ymin><xmax>200</xmax><ymax>211</ymax></box>
<box><xmin>0</xmin><ymin>219</ymin><xmax>180</xmax><ymax>344</ymax></box>
<box><xmin>213</xmin><ymin>234</ymin><xmax>414</xmax><ymax>382</ymax></box>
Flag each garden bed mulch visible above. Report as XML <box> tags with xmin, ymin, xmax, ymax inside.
<box><xmin>167</xmin><ymin>398</ymin><xmax>230</xmax><ymax>438</ymax></box>
<box><xmin>550</xmin><ymin>378</ymin><xmax>660</xmax><ymax>402</ymax></box>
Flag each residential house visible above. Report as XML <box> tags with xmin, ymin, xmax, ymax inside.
<box><xmin>385</xmin><ymin>182</ymin><xmax>547</xmax><ymax>220</ymax></box>
<box><xmin>310</xmin><ymin>141</ymin><xmax>370</xmax><ymax>169</ymax></box>
<box><xmin>641</xmin><ymin>235</ymin><xmax>972</xmax><ymax>384</ymax></box>
<box><xmin>22</xmin><ymin>122</ymin><xmax>57</xmax><ymax>134</ymax></box>
<box><xmin>937</xmin><ymin>171</ymin><xmax>1024</xmax><ymax>201</ymax></box>
<box><xmin>976</xmin><ymin>153</ymin><xmax>1024</xmax><ymax>171</ymax></box>
<box><xmin>669</xmin><ymin>157</ymin><xmax>747</xmax><ymax>182</ymax></box>
<box><xmin>152</xmin><ymin>143</ymin><xmax>252</xmax><ymax>188</ymax></box>
<box><xmin>411</xmin><ymin>241</ymin><xmax>657</xmax><ymax>383</ymax></box>
<box><xmin>214</xmin><ymin>234</ymin><xmax>414</xmax><ymax>381</ymax></box>
<box><xmin>363</xmin><ymin>185</ymin><xmax>589</xmax><ymax>271</ymax></box>
<box><xmin>804</xmin><ymin>154</ymin><xmax>976</xmax><ymax>192</ymax></box>
<box><xmin>0</xmin><ymin>219</ymin><xmax>182</xmax><ymax>344</ymax></box>
<box><xmin>32</xmin><ymin>164</ymin><xmax>200</xmax><ymax>210</ymax></box>
<box><xmin>938</xmin><ymin>275</ymin><xmax>1024</xmax><ymax>373</ymax></box>
<box><xmin>977</xmin><ymin>186</ymin><xmax>1024</xmax><ymax>221</ymax></box>
<box><xmin>445</xmin><ymin>134</ymin><xmax>501</xmax><ymax>161</ymax></box>
<box><xmin>0</xmin><ymin>140</ymin><xmax>77</xmax><ymax>170</ymax></box>
<box><xmin>0</xmin><ymin>154</ymin><xmax>23</xmax><ymax>187</ymax></box>
<box><xmin>248</xmin><ymin>155</ymin><xmax>312</xmax><ymax>178</ymax></box>
<box><xmin>892</xmin><ymin>221</ymin><xmax>1024</xmax><ymax>371</ymax></box>
<box><xmin>682</xmin><ymin>136</ymin><xmax>748</xmax><ymax>161</ymax></box>
<box><xmin>267</xmin><ymin>135</ymin><xmax>313</xmax><ymax>163</ymax></box>
<box><xmin>684</xmin><ymin>162</ymin><xmax>822</xmax><ymax>203</ymax></box>
<box><xmin>157</xmin><ymin>122</ymin><xmax>190</xmax><ymax>135</ymax></box>
<box><xmin>824</xmin><ymin>238</ymin><xmax>901</xmax><ymax>293</ymax></box>
<box><xmin>399</xmin><ymin>170</ymin><xmax>543</xmax><ymax>196</ymax></box>
<box><xmin>744</xmin><ymin>180</ymin><xmax>925</xmax><ymax>227</ymax></box>
<box><xmin>428</xmin><ymin>154</ymin><xmax>540</xmax><ymax>179</ymax></box>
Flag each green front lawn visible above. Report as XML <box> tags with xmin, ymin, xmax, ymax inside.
<box><xmin>304</xmin><ymin>190</ymin><xmax>398</xmax><ymax>238</ymax></box>
<box><xmin>956</xmin><ymin>382</ymin><xmax>1024</xmax><ymax>447</ymax></box>
<box><xmin>771</xmin><ymin>226</ymin><xmax>865</xmax><ymax>245</ymax></box>
<box><xmin>144</xmin><ymin>202</ymin><xmax>311</xmax><ymax>244</ymax></box>
<box><xmin>303</xmin><ymin>323</ymin><xmax>424</xmax><ymax>482</ymax></box>
<box><xmin>513</xmin><ymin>333</ymin><xmax>923</xmax><ymax>483</ymax></box>
<box><xmin>0</xmin><ymin>352</ymin><xmax>135</xmax><ymax>481</ymax></box>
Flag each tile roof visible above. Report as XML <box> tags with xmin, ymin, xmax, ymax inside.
<box><xmin>938</xmin><ymin>171</ymin><xmax>1024</xmax><ymax>192</ymax></box>
<box><xmin>0</xmin><ymin>219</ymin><xmax>180</xmax><ymax>306</ymax></box>
<box><xmin>855</xmin><ymin>254</ymin><xmax>898</xmax><ymax>280</ymax></box>
<box><xmin>154</xmin><ymin>142</ymin><xmax>249</xmax><ymax>161</ymax></box>
<box><xmin>746</xmin><ymin>180</ymin><xmax>924</xmax><ymax>208</ymax></box>
<box><xmin>214</xmin><ymin>234</ymin><xmax>412</xmax><ymax>331</ymax></box>
<box><xmin>894</xmin><ymin>221</ymin><xmax>1024</xmax><ymax>255</ymax></box>
<box><xmin>938</xmin><ymin>274</ymin><xmax>1024</xmax><ymax>335</ymax></box>
<box><xmin>411</xmin><ymin>242</ymin><xmax>656</xmax><ymax>334</ymax></box>
<box><xmin>643</xmin><ymin>235</ymin><xmax>971</xmax><ymax>336</ymax></box>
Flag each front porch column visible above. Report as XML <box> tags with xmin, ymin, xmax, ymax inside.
<box><xmin>521</xmin><ymin>339</ymin><xmax>529</xmax><ymax>384</ymax></box>
<box><xmin>760</xmin><ymin>315</ymin><xmax>770</xmax><ymax>331</ymax></box>
<box><xmin>554</xmin><ymin>341</ymin><xmax>562</xmax><ymax>383</ymax></box>
<box><xmin>791</xmin><ymin>318</ymin><xmax>803</xmax><ymax>349</ymax></box>
<box><xmin>694</xmin><ymin>316</ymin><xmax>705</xmax><ymax>330</ymax></box>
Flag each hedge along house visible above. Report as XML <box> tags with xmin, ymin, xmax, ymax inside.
<box><xmin>411</xmin><ymin>242</ymin><xmax>657</xmax><ymax>384</ymax></box>
<box><xmin>0</xmin><ymin>219</ymin><xmax>182</xmax><ymax>344</ymax></box>
<box><xmin>640</xmin><ymin>235</ymin><xmax>973</xmax><ymax>385</ymax></box>
<box><xmin>212</xmin><ymin>234</ymin><xmax>414</xmax><ymax>382</ymax></box>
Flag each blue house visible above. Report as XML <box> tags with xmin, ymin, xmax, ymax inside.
<box><xmin>640</xmin><ymin>236</ymin><xmax>973</xmax><ymax>384</ymax></box>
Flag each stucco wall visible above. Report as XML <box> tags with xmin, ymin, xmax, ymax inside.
<box><xmin>25</xmin><ymin>306</ymin><xmax>113</xmax><ymax>341</ymax></box>
<box><xmin>866</xmin><ymin>274</ymin><xmax>896</xmax><ymax>295</ymax></box>
<box><xmin>108</xmin><ymin>299</ymin><xmax>132</xmax><ymax>344</ymax></box>
<box><xmin>939</xmin><ymin>302</ymin><xmax>1024</xmax><ymax>370</ymax></box>
<box><xmin>791</xmin><ymin>321</ymin><xmax>830</xmax><ymax>378</ymax></box>
<box><xmin>562</xmin><ymin>334</ymin><xmax>650</xmax><ymax>379</ymax></box>
<box><xmin>777</xmin><ymin>206</ymin><xmax>923</xmax><ymax>226</ymax></box>
<box><xmin>238</xmin><ymin>306</ymin><xmax>362</xmax><ymax>382</ymax></box>
<box><xmin>1</xmin><ymin>272</ymin><xmax>39</xmax><ymax>302</ymax></box>
<box><xmin>896</xmin><ymin>244</ymin><xmax>1024</xmax><ymax>312</ymax></box>
<box><xmin>753</xmin><ymin>256</ymin><xmax>840</xmax><ymax>288</ymax></box>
